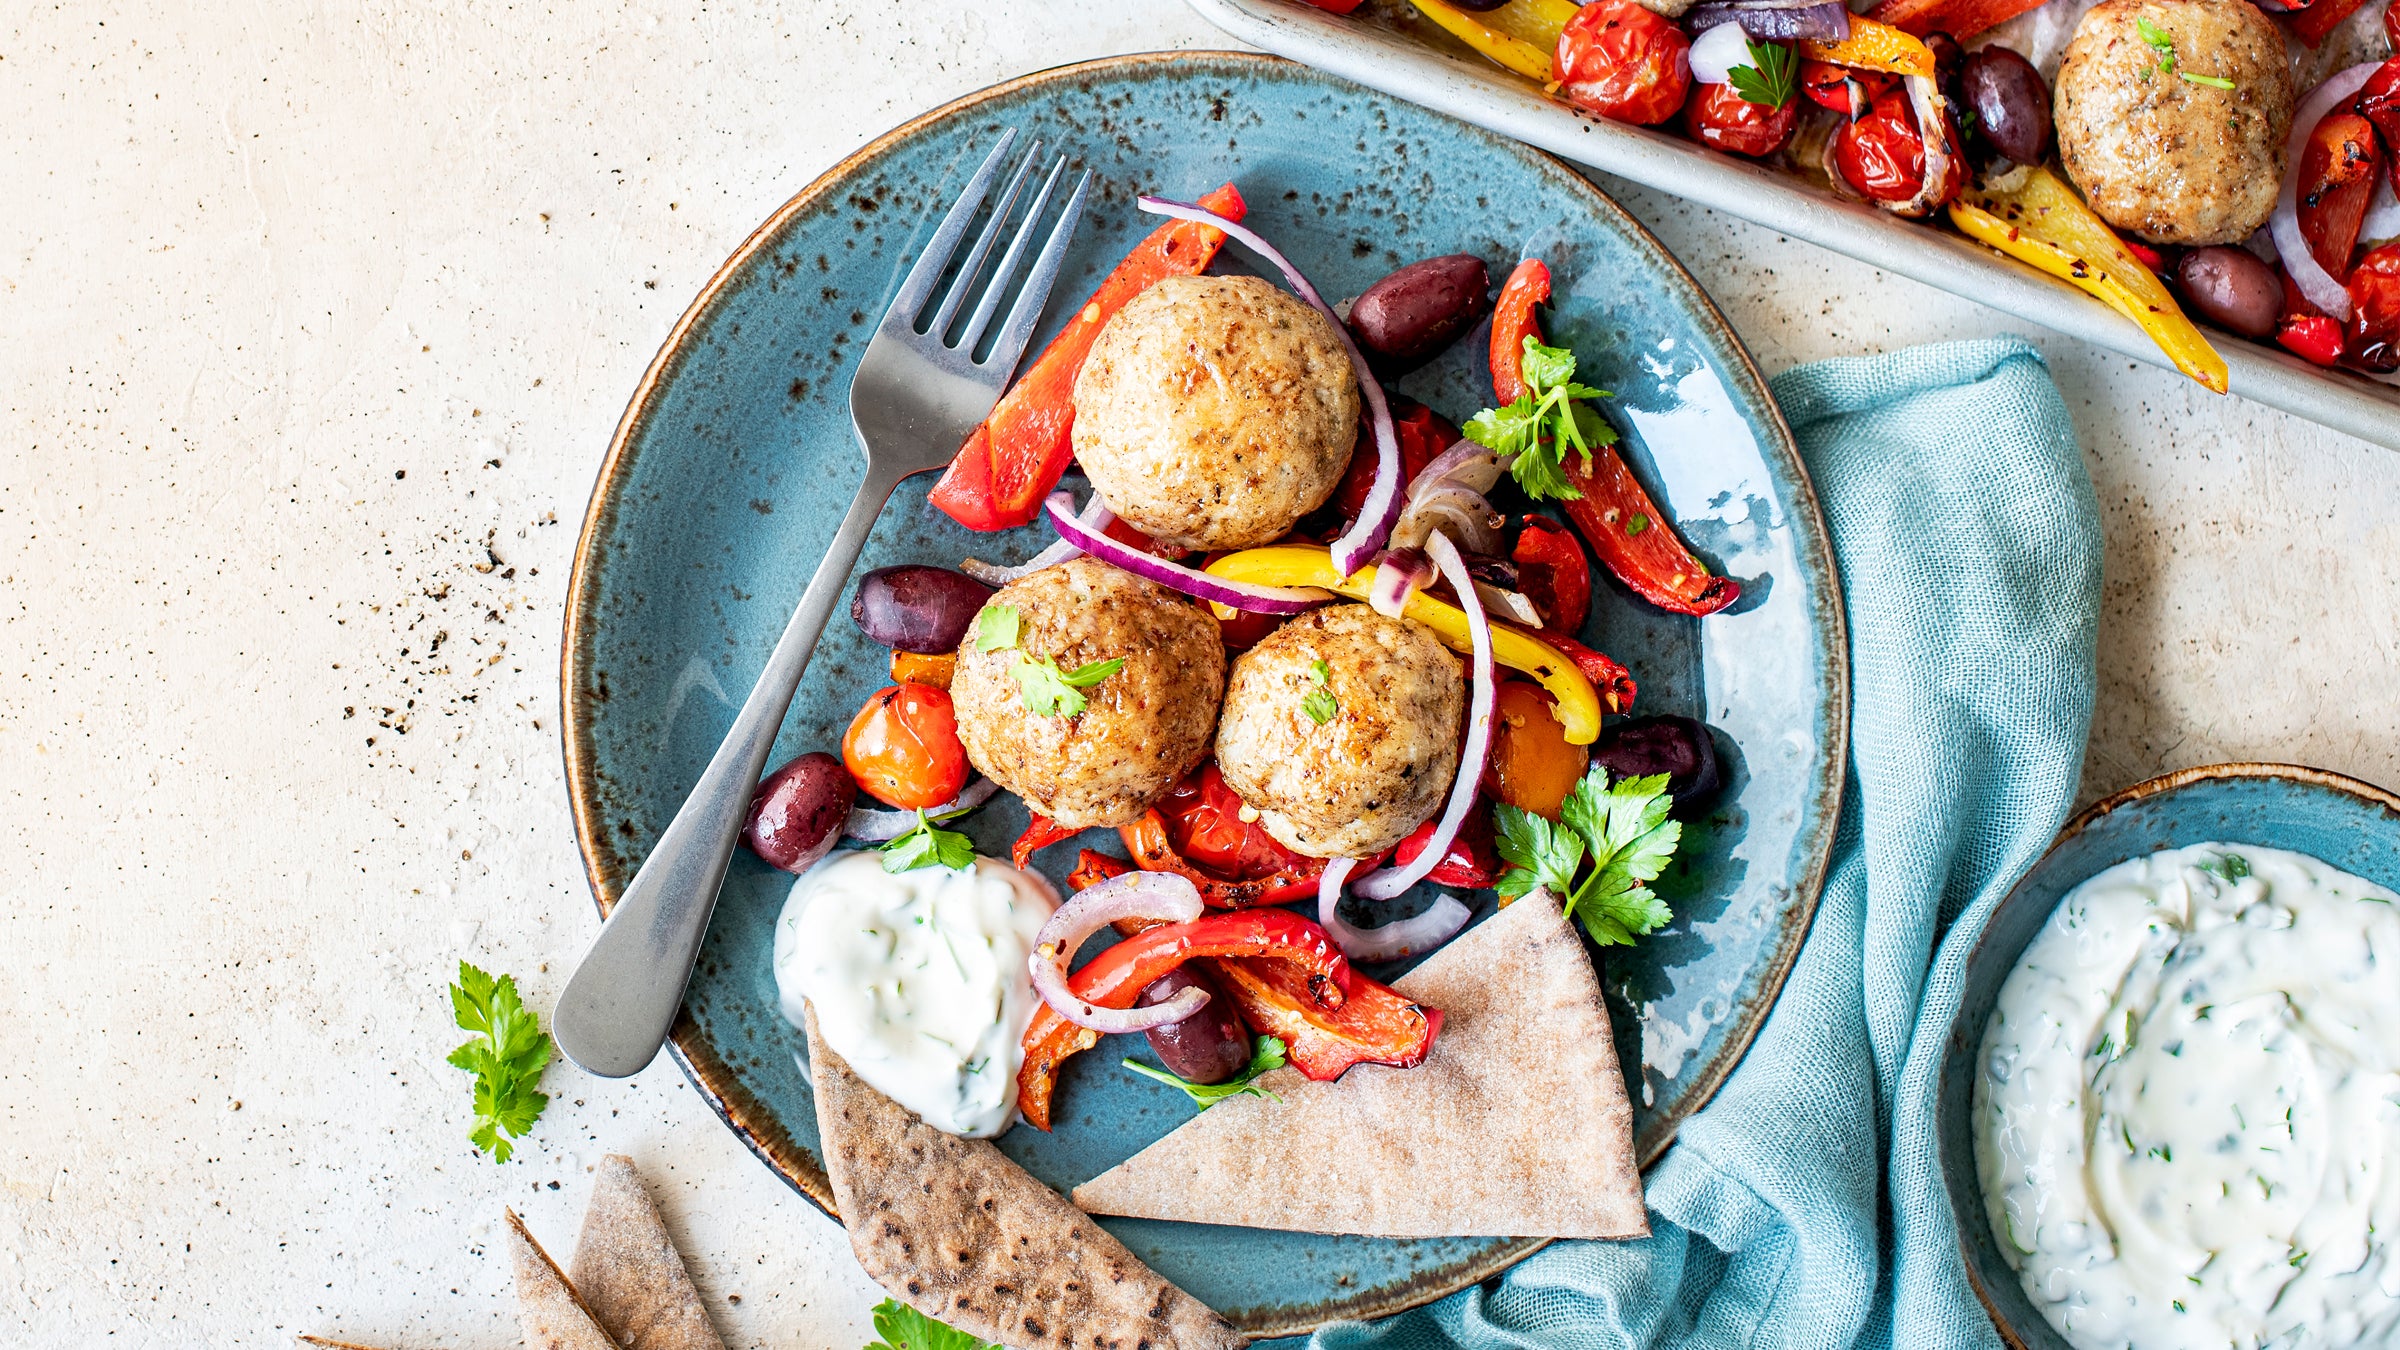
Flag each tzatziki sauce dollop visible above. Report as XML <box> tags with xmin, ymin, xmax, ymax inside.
<box><xmin>774</xmin><ymin>850</ymin><xmax>1057</xmax><ymax>1138</ymax></box>
<box><xmin>1975</xmin><ymin>842</ymin><xmax>2400</xmax><ymax>1350</ymax></box>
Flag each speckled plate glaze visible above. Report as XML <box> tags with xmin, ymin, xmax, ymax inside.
<box><xmin>562</xmin><ymin>51</ymin><xmax>1846</xmax><ymax>1337</ymax></box>
<box><xmin>1938</xmin><ymin>763</ymin><xmax>2400</xmax><ymax>1350</ymax></box>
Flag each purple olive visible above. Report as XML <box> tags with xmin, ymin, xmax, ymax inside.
<box><xmin>1348</xmin><ymin>254</ymin><xmax>1492</xmax><ymax>374</ymax></box>
<box><xmin>1140</xmin><ymin>967</ymin><xmax>1250</xmax><ymax>1085</ymax></box>
<box><xmin>1960</xmin><ymin>47</ymin><xmax>2051</xmax><ymax>167</ymax></box>
<box><xmin>850</xmin><ymin>565</ymin><xmax>994</xmax><ymax>653</ymax></box>
<box><xmin>1592</xmin><ymin>715</ymin><xmax>1723</xmax><ymax>819</ymax></box>
<box><xmin>2176</xmin><ymin>247</ymin><xmax>2282</xmax><ymax>340</ymax></box>
<box><xmin>742</xmin><ymin>752</ymin><xmax>856</xmax><ymax>872</ymax></box>
<box><xmin>1444</xmin><ymin>0</ymin><xmax>1511</xmax><ymax>9</ymax></box>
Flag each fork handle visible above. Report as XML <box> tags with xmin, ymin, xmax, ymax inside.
<box><xmin>553</xmin><ymin>460</ymin><xmax>909</xmax><ymax>1078</ymax></box>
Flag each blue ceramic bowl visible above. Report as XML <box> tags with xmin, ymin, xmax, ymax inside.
<box><xmin>1938</xmin><ymin>762</ymin><xmax>2400</xmax><ymax>1350</ymax></box>
<box><xmin>563</xmin><ymin>51</ymin><xmax>1847</xmax><ymax>1335</ymax></box>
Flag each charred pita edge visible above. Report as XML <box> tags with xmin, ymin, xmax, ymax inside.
<box><xmin>803</xmin><ymin>1002</ymin><xmax>1247</xmax><ymax>1350</ymax></box>
<box><xmin>569</xmin><ymin>1155</ymin><xmax>728</xmax><ymax>1350</ymax></box>
<box><xmin>1071</xmin><ymin>894</ymin><xmax>1648</xmax><ymax>1239</ymax></box>
<box><xmin>505</xmin><ymin>1207</ymin><xmax>625</xmax><ymax>1350</ymax></box>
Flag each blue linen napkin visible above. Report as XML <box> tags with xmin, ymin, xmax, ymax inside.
<box><xmin>1307</xmin><ymin>339</ymin><xmax>2102</xmax><ymax>1350</ymax></box>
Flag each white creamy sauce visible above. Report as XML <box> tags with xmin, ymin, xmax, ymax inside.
<box><xmin>773</xmin><ymin>850</ymin><xmax>1056</xmax><ymax>1138</ymax></box>
<box><xmin>1975</xmin><ymin>843</ymin><xmax>2400</xmax><ymax>1350</ymax></box>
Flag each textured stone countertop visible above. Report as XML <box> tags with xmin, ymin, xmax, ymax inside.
<box><xmin>5</xmin><ymin>1</ymin><xmax>2396</xmax><ymax>1346</ymax></box>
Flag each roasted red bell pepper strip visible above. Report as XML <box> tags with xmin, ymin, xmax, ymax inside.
<box><xmin>1865</xmin><ymin>0</ymin><xmax>2047</xmax><ymax>37</ymax></box>
<box><xmin>1299</xmin><ymin>0</ymin><xmax>1365</xmax><ymax>11</ymax></box>
<box><xmin>2291</xmin><ymin>0</ymin><xmax>2369</xmax><ymax>47</ymax></box>
<box><xmin>1489</xmin><ymin>259</ymin><xmax>1551</xmax><ymax>404</ymax></box>
<box><xmin>1512</xmin><ymin>515</ymin><xmax>1591</xmax><ymax>632</ymax></box>
<box><xmin>1120</xmin><ymin>809</ymin><xmax>1328</xmax><ymax>908</ymax></box>
<box><xmin>2280</xmin><ymin>314</ymin><xmax>2344</xmax><ymax>366</ymax></box>
<box><xmin>1015</xmin><ymin>909</ymin><xmax>1354</xmax><ymax>1130</ymax></box>
<box><xmin>1557</xmin><ymin>451</ymin><xmax>1740</xmax><ymax>616</ymax></box>
<box><xmin>1067</xmin><ymin>847</ymin><xmax>1135</xmax><ymax>893</ymax></box>
<box><xmin>928</xmin><ymin>182</ymin><xmax>1247</xmax><ymax>531</ymax></box>
<box><xmin>1204</xmin><ymin>954</ymin><xmax>1441</xmax><ymax>1081</ymax></box>
<box><xmin>1391</xmin><ymin>800</ymin><xmax>1502</xmax><ymax>888</ymax></box>
<box><xmin>1537</xmin><ymin>631</ymin><xmax>1639</xmax><ymax>715</ymax></box>
<box><xmin>2360</xmin><ymin>59</ymin><xmax>2400</xmax><ymax>195</ymax></box>
<box><xmin>1012</xmin><ymin>815</ymin><xmax>1080</xmax><ymax>870</ymax></box>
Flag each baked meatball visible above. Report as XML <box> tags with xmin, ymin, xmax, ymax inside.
<box><xmin>1215</xmin><ymin>605</ymin><xmax>1463</xmax><ymax>859</ymax></box>
<box><xmin>1071</xmin><ymin>274</ymin><xmax>1360</xmax><ymax>551</ymax></box>
<box><xmin>2054</xmin><ymin>0</ymin><xmax>2293</xmax><ymax>246</ymax></box>
<box><xmin>951</xmin><ymin>558</ymin><xmax>1224</xmax><ymax>830</ymax></box>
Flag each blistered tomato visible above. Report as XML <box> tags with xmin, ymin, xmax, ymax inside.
<box><xmin>1685</xmin><ymin>80</ymin><xmax>1799</xmax><ymax>158</ymax></box>
<box><xmin>1833</xmin><ymin>87</ymin><xmax>1931</xmax><ymax>204</ymax></box>
<box><xmin>1482</xmin><ymin>681</ymin><xmax>1590</xmax><ymax>821</ymax></box>
<box><xmin>2343</xmin><ymin>243</ymin><xmax>2400</xmax><ymax>373</ymax></box>
<box><xmin>842</xmin><ymin>683</ymin><xmax>969</xmax><ymax>810</ymax></box>
<box><xmin>1554</xmin><ymin>0</ymin><xmax>1693</xmax><ymax>127</ymax></box>
<box><xmin>1800</xmin><ymin>59</ymin><xmax>1892</xmax><ymax>118</ymax></box>
<box><xmin>1160</xmin><ymin>761</ymin><xmax>1307</xmax><ymax>880</ymax></box>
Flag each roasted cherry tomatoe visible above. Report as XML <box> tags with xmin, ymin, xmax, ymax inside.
<box><xmin>1684</xmin><ymin>81</ymin><xmax>1798</xmax><ymax>158</ymax></box>
<box><xmin>1554</xmin><ymin>0</ymin><xmax>1693</xmax><ymax>127</ymax></box>
<box><xmin>1832</xmin><ymin>87</ymin><xmax>1935</xmax><ymax>204</ymax></box>
<box><xmin>841</xmin><ymin>682</ymin><xmax>969</xmax><ymax>810</ymax></box>
<box><xmin>2344</xmin><ymin>243</ymin><xmax>2400</xmax><ymax>373</ymax></box>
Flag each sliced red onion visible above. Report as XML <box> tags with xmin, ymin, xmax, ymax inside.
<box><xmin>1471</xmin><ymin>581</ymin><xmax>1545</xmax><ymax>627</ymax></box>
<box><xmin>1409</xmin><ymin>442</ymin><xmax>1509</xmax><ymax>501</ymax></box>
<box><xmin>1355</xmin><ymin>531</ymin><xmax>1497</xmax><ymax>902</ymax></box>
<box><xmin>1686</xmin><ymin>1</ymin><xmax>1850</xmax><ymax>40</ymax></box>
<box><xmin>1317</xmin><ymin>856</ymin><xmax>1475</xmax><ymax>963</ymax></box>
<box><xmin>843</xmin><ymin>776</ymin><xmax>1001</xmax><ymax>842</ymax></box>
<box><xmin>1369</xmin><ymin>549</ymin><xmax>1433</xmax><ymax>617</ymax></box>
<box><xmin>1043</xmin><ymin>492</ymin><xmax>1332</xmax><ymax>614</ymax></box>
<box><xmin>1137</xmin><ymin>196</ymin><xmax>1400</xmax><ymax>577</ymax></box>
<box><xmin>1688</xmin><ymin>20</ymin><xmax>1753</xmax><ymax>85</ymax></box>
<box><xmin>1392</xmin><ymin>483</ymin><xmax>1505</xmax><ymax>556</ymax></box>
<box><xmin>2274</xmin><ymin>63</ymin><xmax>2382</xmax><ymax>323</ymax></box>
<box><xmin>1027</xmin><ymin>871</ymin><xmax>1209</xmax><ymax>1033</ymax></box>
<box><xmin>1882</xmin><ymin>77</ymin><xmax>1956</xmax><ymax>221</ymax></box>
<box><xmin>961</xmin><ymin>497</ymin><xmax>1115</xmax><ymax>586</ymax></box>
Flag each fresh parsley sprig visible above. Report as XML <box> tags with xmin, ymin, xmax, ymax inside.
<box><xmin>881</xmin><ymin>809</ymin><xmax>978</xmax><ymax>873</ymax></box>
<box><xmin>2135</xmin><ymin>16</ymin><xmax>2236</xmax><ymax>89</ymax></box>
<box><xmin>1727</xmin><ymin>35</ymin><xmax>1798</xmax><ymax>110</ymax></box>
<box><xmin>1124</xmin><ymin>1036</ymin><xmax>1289</xmax><ymax>1108</ymax></box>
<box><xmin>447</xmin><ymin>962</ymin><xmax>552</xmax><ymax>1164</ymax></box>
<box><xmin>1301</xmin><ymin>658</ymin><xmax>1338</xmax><ymax>725</ymax></box>
<box><xmin>974</xmin><ymin>602</ymin><xmax>1125</xmax><ymax>717</ymax></box>
<box><xmin>1463</xmin><ymin>336</ymin><xmax>1619</xmax><ymax>503</ymax></box>
<box><xmin>864</xmin><ymin>1298</ymin><xmax>997</xmax><ymax>1350</ymax></box>
<box><xmin>1494</xmin><ymin>768</ymin><xmax>1681</xmax><ymax>947</ymax></box>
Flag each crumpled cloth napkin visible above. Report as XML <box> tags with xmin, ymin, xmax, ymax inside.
<box><xmin>1306</xmin><ymin>338</ymin><xmax>2102</xmax><ymax>1350</ymax></box>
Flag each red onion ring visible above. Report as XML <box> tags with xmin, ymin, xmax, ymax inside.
<box><xmin>1026</xmin><ymin>871</ymin><xmax>1210</xmax><ymax>1033</ymax></box>
<box><xmin>1393</xmin><ymin>483</ymin><xmax>1505</xmax><ymax>555</ymax></box>
<box><xmin>843</xmin><ymin>777</ymin><xmax>1001</xmax><ymax>842</ymax></box>
<box><xmin>1409</xmin><ymin>442</ymin><xmax>1508</xmax><ymax>500</ymax></box>
<box><xmin>1688</xmin><ymin>19</ymin><xmax>1753</xmax><ymax>85</ymax></box>
<box><xmin>2274</xmin><ymin>62</ymin><xmax>2383</xmax><ymax>323</ymax></box>
<box><xmin>1686</xmin><ymin>0</ymin><xmax>1850</xmax><ymax>40</ymax></box>
<box><xmin>961</xmin><ymin>497</ymin><xmax>1114</xmax><ymax>586</ymax></box>
<box><xmin>1316</xmin><ymin>856</ymin><xmax>1475</xmax><ymax>963</ymax></box>
<box><xmin>1042</xmin><ymin>492</ymin><xmax>1333</xmax><ymax>613</ymax></box>
<box><xmin>1136</xmin><ymin>196</ymin><xmax>1400</xmax><ymax>577</ymax></box>
<box><xmin>1369</xmin><ymin>549</ymin><xmax>1432</xmax><ymax>617</ymax></box>
<box><xmin>1882</xmin><ymin>77</ymin><xmax>1957</xmax><ymax>221</ymax></box>
<box><xmin>1470</xmin><ymin>581</ymin><xmax>1544</xmax><ymax>628</ymax></box>
<box><xmin>1355</xmin><ymin>531</ymin><xmax>1497</xmax><ymax>901</ymax></box>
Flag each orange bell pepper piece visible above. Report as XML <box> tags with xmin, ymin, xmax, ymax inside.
<box><xmin>887</xmin><ymin>649</ymin><xmax>955</xmax><ymax>689</ymax></box>
<box><xmin>1801</xmin><ymin>17</ymin><xmax>1936</xmax><ymax>77</ymax></box>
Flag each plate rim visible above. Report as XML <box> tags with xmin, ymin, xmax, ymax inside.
<box><xmin>558</xmin><ymin>47</ymin><xmax>1850</xmax><ymax>1335</ymax></box>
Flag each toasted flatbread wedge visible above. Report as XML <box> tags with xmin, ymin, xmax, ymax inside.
<box><xmin>804</xmin><ymin>1005</ymin><xmax>1247</xmax><ymax>1350</ymax></box>
<box><xmin>569</xmin><ymin>1155</ymin><xmax>727</xmax><ymax>1350</ymax></box>
<box><xmin>1073</xmin><ymin>894</ymin><xmax>1648</xmax><ymax>1239</ymax></box>
<box><xmin>505</xmin><ymin>1208</ymin><xmax>624</xmax><ymax>1350</ymax></box>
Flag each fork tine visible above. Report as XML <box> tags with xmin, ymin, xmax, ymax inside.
<box><xmin>924</xmin><ymin>140</ymin><xmax>1043</xmax><ymax>340</ymax></box>
<box><xmin>955</xmin><ymin>155</ymin><xmax>1068</xmax><ymax>357</ymax></box>
<box><xmin>879</xmin><ymin>128</ymin><xmax>1019</xmax><ymax>332</ymax></box>
<box><xmin>978</xmin><ymin>169</ymin><xmax>1090</xmax><ymax>376</ymax></box>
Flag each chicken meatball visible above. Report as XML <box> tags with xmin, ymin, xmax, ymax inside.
<box><xmin>950</xmin><ymin>558</ymin><xmax>1224</xmax><ymax>830</ymax></box>
<box><xmin>1215</xmin><ymin>605</ymin><xmax>1463</xmax><ymax>859</ymax></box>
<box><xmin>2053</xmin><ymin>0</ymin><xmax>2293</xmax><ymax>246</ymax></box>
<box><xmin>1071</xmin><ymin>274</ymin><xmax>1360</xmax><ymax>551</ymax></box>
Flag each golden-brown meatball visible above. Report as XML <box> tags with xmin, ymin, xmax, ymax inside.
<box><xmin>2054</xmin><ymin>0</ymin><xmax>2294</xmax><ymax>246</ymax></box>
<box><xmin>1214</xmin><ymin>605</ymin><xmax>1463</xmax><ymax>859</ymax></box>
<box><xmin>951</xmin><ymin>558</ymin><xmax>1224</xmax><ymax>830</ymax></box>
<box><xmin>1071</xmin><ymin>274</ymin><xmax>1359</xmax><ymax>551</ymax></box>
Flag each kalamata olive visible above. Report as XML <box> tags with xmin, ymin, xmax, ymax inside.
<box><xmin>850</xmin><ymin>565</ymin><xmax>993</xmax><ymax>653</ymax></box>
<box><xmin>1960</xmin><ymin>47</ymin><xmax>2051</xmax><ymax>167</ymax></box>
<box><xmin>1444</xmin><ymin>0</ymin><xmax>1512</xmax><ymax>9</ymax></box>
<box><xmin>1140</xmin><ymin>967</ymin><xmax>1250</xmax><ymax>1085</ymax></box>
<box><xmin>1923</xmin><ymin>31</ymin><xmax>1963</xmax><ymax>87</ymax></box>
<box><xmin>2175</xmin><ymin>246</ymin><xmax>2282</xmax><ymax>340</ymax></box>
<box><xmin>1591</xmin><ymin>715</ymin><xmax>1723</xmax><ymax>819</ymax></box>
<box><xmin>742</xmin><ymin>751</ymin><xmax>856</xmax><ymax>872</ymax></box>
<box><xmin>1347</xmin><ymin>254</ymin><xmax>1492</xmax><ymax>375</ymax></box>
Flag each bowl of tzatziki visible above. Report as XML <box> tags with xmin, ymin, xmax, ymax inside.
<box><xmin>1937</xmin><ymin>762</ymin><xmax>2400</xmax><ymax>1350</ymax></box>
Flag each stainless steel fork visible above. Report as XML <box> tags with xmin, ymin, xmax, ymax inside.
<box><xmin>555</xmin><ymin>130</ymin><xmax>1090</xmax><ymax>1078</ymax></box>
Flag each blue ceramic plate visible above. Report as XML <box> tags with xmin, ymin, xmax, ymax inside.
<box><xmin>1938</xmin><ymin>762</ymin><xmax>2400</xmax><ymax>1350</ymax></box>
<box><xmin>562</xmin><ymin>51</ymin><xmax>1846</xmax><ymax>1336</ymax></box>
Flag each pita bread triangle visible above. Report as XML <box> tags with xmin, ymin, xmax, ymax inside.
<box><xmin>804</xmin><ymin>1004</ymin><xmax>1248</xmax><ymax>1350</ymax></box>
<box><xmin>569</xmin><ymin>1155</ymin><xmax>728</xmax><ymax>1350</ymax></box>
<box><xmin>504</xmin><ymin>1207</ymin><xmax>625</xmax><ymax>1350</ymax></box>
<box><xmin>1072</xmin><ymin>892</ymin><xmax>1649</xmax><ymax>1239</ymax></box>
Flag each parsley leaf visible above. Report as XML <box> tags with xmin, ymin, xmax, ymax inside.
<box><xmin>2181</xmin><ymin>71</ymin><xmax>2235</xmax><ymax>90</ymax></box>
<box><xmin>1302</xmin><ymin>658</ymin><xmax>1338</xmax><ymax>725</ymax></box>
<box><xmin>1726</xmin><ymin>36</ymin><xmax>1797</xmax><ymax>111</ymax></box>
<box><xmin>1462</xmin><ymin>336</ymin><xmax>1618</xmax><ymax>504</ymax></box>
<box><xmin>2137</xmin><ymin>15</ymin><xmax>2176</xmax><ymax>72</ymax></box>
<box><xmin>447</xmin><ymin>962</ymin><xmax>552</xmax><ymax>1164</ymax></box>
<box><xmin>973</xmin><ymin>604</ymin><xmax>1020</xmax><ymax>653</ymax></box>
<box><xmin>2196</xmin><ymin>852</ymin><xmax>2251</xmax><ymax>883</ymax></box>
<box><xmin>1124</xmin><ymin>1036</ymin><xmax>1289</xmax><ymax>1108</ymax></box>
<box><xmin>1010</xmin><ymin>653</ymin><xmax>1126</xmax><ymax>717</ymax></box>
<box><xmin>864</xmin><ymin>1298</ymin><xmax>998</xmax><ymax>1350</ymax></box>
<box><xmin>1494</xmin><ymin>768</ymin><xmax>1681</xmax><ymax>947</ymax></box>
<box><xmin>881</xmin><ymin>810</ymin><xmax>978</xmax><ymax>873</ymax></box>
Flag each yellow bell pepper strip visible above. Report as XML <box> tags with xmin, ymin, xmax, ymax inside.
<box><xmin>1949</xmin><ymin>166</ymin><xmax>2228</xmax><ymax>394</ymax></box>
<box><xmin>1800</xmin><ymin>17</ymin><xmax>1936</xmax><ymax>78</ymax></box>
<box><xmin>1479</xmin><ymin>0</ymin><xmax>1580</xmax><ymax>53</ymax></box>
<box><xmin>1205</xmin><ymin>544</ymin><xmax>1603</xmax><ymax>744</ymax></box>
<box><xmin>1406</xmin><ymin>0</ymin><xmax>1555</xmax><ymax>82</ymax></box>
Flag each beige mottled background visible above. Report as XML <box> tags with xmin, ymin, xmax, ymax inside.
<box><xmin>3</xmin><ymin>1</ymin><xmax>2394</xmax><ymax>1346</ymax></box>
